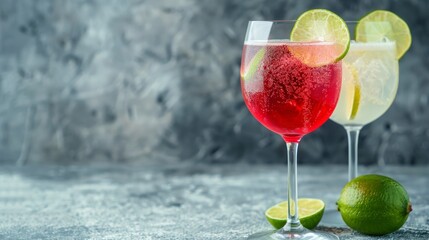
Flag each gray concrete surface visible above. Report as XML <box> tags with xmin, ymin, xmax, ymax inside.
<box><xmin>0</xmin><ymin>164</ymin><xmax>428</xmax><ymax>239</ymax></box>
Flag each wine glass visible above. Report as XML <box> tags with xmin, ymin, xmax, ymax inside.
<box><xmin>323</xmin><ymin>21</ymin><xmax>399</xmax><ymax>225</ymax></box>
<box><xmin>241</xmin><ymin>20</ymin><xmax>342</xmax><ymax>240</ymax></box>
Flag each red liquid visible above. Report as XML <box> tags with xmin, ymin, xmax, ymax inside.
<box><xmin>241</xmin><ymin>41</ymin><xmax>342</xmax><ymax>142</ymax></box>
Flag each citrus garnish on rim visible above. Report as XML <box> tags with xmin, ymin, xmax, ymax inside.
<box><xmin>290</xmin><ymin>9</ymin><xmax>350</xmax><ymax>66</ymax></box>
<box><xmin>355</xmin><ymin>10</ymin><xmax>412</xmax><ymax>59</ymax></box>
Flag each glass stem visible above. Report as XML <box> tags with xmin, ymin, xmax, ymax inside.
<box><xmin>283</xmin><ymin>141</ymin><xmax>302</xmax><ymax>231</ymax></box>
<box><xmin>345</xmin><ymin>126</ymin><xmax>362</xmax><ymax>181</ymax></box>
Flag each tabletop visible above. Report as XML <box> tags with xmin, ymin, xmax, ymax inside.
<box><xmin>0</xmin><ymin>164</ymin><xmax>428</xmax><ymax>239</ymax></box>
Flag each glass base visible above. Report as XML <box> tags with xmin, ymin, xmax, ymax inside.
<box><xmin>321</xmin><ymin>209</ymin><xmax>347</xmax><ymax>227</ymax></box>
<box><xmin>248</xmin><ymin>228</ymin><xmax>339</xmax><ymax>240</ymax></box>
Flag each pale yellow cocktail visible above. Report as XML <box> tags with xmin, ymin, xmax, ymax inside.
<box><xmin>330</xmin><ymin>41</ymin><xmax>398</xmax><ymax>126</ymax></box>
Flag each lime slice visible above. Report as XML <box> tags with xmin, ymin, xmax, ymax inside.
<box><xmin>290</xmin><ymin>9</ymin><xmax>350</xmax><ymax>66</ymax></box>
<box><xmin>350</xmin><ymin>83</ymin><xmax>361</xmax><ymax>120</ymax></box>
<box><xmin>265</xmin><ymin>198</ymin><xmax>325</xmax><ymax>230</ymax></box>
<box><xmin>341</xmin><ymin>63</ymin><xmax>361</xmax><ymax>120</ymax></box>
<box><xmin>356</xmin><ymin>10</ymin><xmax>412</xmax><ymax>59</ymax></box>
<box><xmin>241</xmin><ymin>48</ymin><xmax>266</xmax><ymax>81</ymax></box>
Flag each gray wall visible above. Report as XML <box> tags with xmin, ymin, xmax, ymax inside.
<box><xmin>0</xmin><ymin>0</ymin><xmax>428</xmax><ymax>165</ymax></box>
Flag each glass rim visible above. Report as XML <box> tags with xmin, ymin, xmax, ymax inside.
<box><xmin>248</xmin><ymin>20</ymin><xmax>296</xmax><ymax>24</ymax></box>
<box><xmin>248</xmin><ymin>20</ymin><xmax>359</xmax><ymax>23</ymax></box>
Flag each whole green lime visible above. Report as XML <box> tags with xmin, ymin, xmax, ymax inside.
<box><xmin>337</xmin><ymin>174</ymin><xmax>412</xmax><ymax>236</ymax></box>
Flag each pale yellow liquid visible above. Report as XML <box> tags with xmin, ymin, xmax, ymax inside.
<box><xmin>330</xmin><ymin>42</ymin><xmax>399</xmax><ymax>126</ymax></box>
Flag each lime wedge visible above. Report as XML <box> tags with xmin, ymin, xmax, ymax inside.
<box><xmin>265</xmin><ymin>198</ymin><xmax>325</xmax><ymax>230</ymax></box>
<box><xmin>290</xmin><ymin>9</ymin><xmax>350</xmax><ymax>66</ymax></box>
<box><xmin>356</xmin><ymin>10</ymin><xmax>412</xmax><ymax>59</ymax></box>
<box><xmin>241</xmin><ymin>48</ymin><xmax>266</xmax><ymax>81</ymax></box>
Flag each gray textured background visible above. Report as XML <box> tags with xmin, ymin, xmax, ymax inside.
<box><xmin>0</xmin><ymin>0</ymin><xmax>428</xmax><ymax>165</ymax></box>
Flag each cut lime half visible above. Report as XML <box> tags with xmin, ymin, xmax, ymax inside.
<box><xmin>265</xmin><ymin>198</ymin><xmax>325</xmax><ymax>230</ymax></box>
<box><xmin>290</xmin><ymin>9</ymin><xmax>350</xmax><ymax>66</ymax></box>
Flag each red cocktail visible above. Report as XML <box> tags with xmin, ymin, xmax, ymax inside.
<box><xmin>241</xmin><ymin>41</ymin><xmax>342</xmax><ymax>142</ymax></box>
